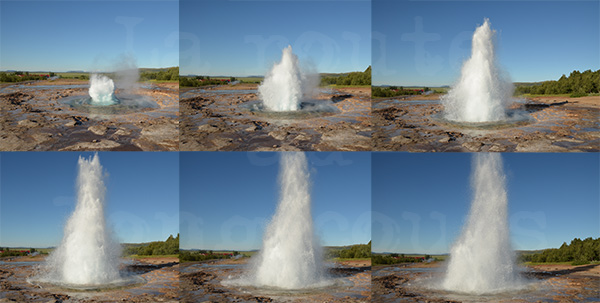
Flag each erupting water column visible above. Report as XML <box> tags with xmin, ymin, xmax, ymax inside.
<box><xmin>442</xmin><ymin>19</ymin><xmax>513</xmax><ymax>122</ymax></box>
<box><xmin>258</xmin><ymin>46</ymin><xmax>306</xmax><ymax>112</ymax></box>
<box><xmin>89</xmin><ymin>74</ymin><xmax>118</xmax><ymax>105</ymax></box>
<box><xmin>251</xmin><ymin>152</ymin><xmax>324</xmax><ymax>289</ymax></box>
<box><xmin>442</xmin><ymin>153</ymin><xmax>519</xmax><ymax>293</ymax></box>
<box><xmin>44</xmin><ymin>154</ymin><xmax>121</xmax><ymax>285</ymax></box>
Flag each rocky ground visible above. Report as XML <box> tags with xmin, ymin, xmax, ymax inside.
<box><xmin>180</xmin><ymin>85</ymin><xmax>371</xmax><ymax>151</ymax></box>
<box><xmin>0</xmin><ymin>79</ymin><xmax>178</xmax><ymax>151</ymax></box>
<box><xmin>180</xmin><ymin>258</ymin><xmax>371</xmax><ymax>302</ymax></box>
<box><xmin>373</xmin><ymin>95</ymin><xmax>599</xmax><ymax>152</ymax></box>
<box><xmin>0</xmin><ymin>256</ymin><xmax>179</xmax><ymax>303</ymax></box>
<box><xmin>372</xmin><ymin>262</ymin><xmax>600</xmax><ymax>302</ymax></box>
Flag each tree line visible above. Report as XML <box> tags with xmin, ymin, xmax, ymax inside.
<box><xmin>515</xmin><ymin>69</ymin><xmax>599</xmax><ymax>97</ymax></box>
<box><xmin>123</xmin><ymin>234</ymin><xmax>179</xmax><ymax>256</ymax></box>
<box><xmin>0</xmin><ymin>71</ymin><xmax>55</xmax><ymax>82</ymax></box>
<box><xmin>180</xmin><ymin>76</ymin><xmax>236</xmax><ymax>87</ymax></box>
<box><xmin>179</xmin><ymin>250</ymin><xmax>240</xmax><ymax>262</ymax></box>
<box><xmin>0</xmin><ymin>247</ymin><xmax>37</xmax><ymax>257</ymax></box>
<box><xmin>372</xmin><ymin>253</ymin><xmax>435</xmax><ymax>265</ymax></box>
<box><xmin>520</xmin><ymin>237</ymin><xmax>599</xmax><ymax>265</ymax></box>
<box><xmin>372</xmin><ymin>86</ymin><xmax>435</xmax><ymax>98</ymax></box>
<box><xmin>326</xmin><ymin>242</ymin><xmax>371</xmax><ymax>259</ymax></box>
<box><xmin>320</xmin><ymin>66</ymin><xmax>371</xmax><ymax>86</ymax></box>
<box><xmin>140</xmin><ymin>67</ymin><xmax>179</xmax><ymax>81</ymax></box>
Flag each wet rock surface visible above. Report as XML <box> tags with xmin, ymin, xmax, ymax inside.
<box><xmin>0</xmin><ymin>257</ymin><xmax>179</xmax><ymax>302</ymax></box>
<box><xmin>180</xmin><ymin>258</ymin><xmax>371</xmax><ymax>302</ymax></box>
<box><xmin>372</xmin><ymin>262</ymin><xmax>600</xmax><ymax>303</ymax></box>
<box><xmin>179</xmin><ymin>85</ymin><xmax>371</xmax><ymax>151</ymax></box>
<box><xmin>373</xmin><ymin>96</ymin><xmax>599</xmax><ymax>152</ymax></box>
<box><xmin>0</xmin><ymin>80</ymin><xmax>178</xmax><ymax>151</ymax></box>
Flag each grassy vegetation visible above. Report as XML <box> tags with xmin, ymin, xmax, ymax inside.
<box><xmin>179</xmin><ymin>250</ymin><xmax>249</xmax><ymax>262</ymax></box>
<box><xmin>180</xmin><ymin>67</ymin><xmax>372</xmax><ymax>88</ymax></box>
<box><xmin>372</xmin><ymin>253</ymin><xmax>445</xmax><ymax>266</ymax></box>
<box><xmin>372</xmin><ymin>86</ymin><xmax>447</xmax><ymax>98</ymax></box>
<box><xmin>237</xmin><ymin>77</ymin><xmax>263</xmax><ymax>83</ymax></box>
<box><xmin>180</xmin><ymin>245</ymin><xmax>371</xmax><ymax>263</ymax></box>
<box><xmin>2</xmin><ymin>68</ymin><xmax>179</xmax><ymax>83</ymax></box>
<box><xmin>0</xmin><ymin>247</ymin><xmax>51</xmax><ymax>257</ymax></box>
<box><xmin>128</xmin><ymin>254</ymin><xmax>179</xmax><ymax>259</ymax></box>
<box><xmin>515</xmin><ymin>69</ymin><xmax>599</xmax><ymax>97</ymax></box>
<box><xmin>519</xmin><ymin>237</ymin><xmax>599</xmax><ymax>266</ymax></box>
<box><xmin>56</xmin><ymin>72</ymin><xmax>88</xmax><ymax>79</ymax></box>
<box><xmin>325</xmin><ymin>242</ymin><xmax>371</xmax><ymax>259</ymax></box>
<box><xmin>320</xmin><ymin>66</ymin><xmax>371</xmax><ymax>86</ymax></box>
<box><xmin>139</xmin><ymin>67</ymin><xmax>178</xmax><ymax>82</ymax></box>
<box><xmin>326</xmin><ymin>84</ymin><xmax>371</xmax><ymax>88</ymax></box>
<box><xmin>180</xmin><ymin>76</ymin><xmax>236</xmax><ymax>87</ymax></box>
<box><xmin>333</xmin><ymin>257</ymin><xmax>371</xmax><ymax>262</ymax></box>
<box><xmin>122</xmin><ymin>234</ymin><xmax>179</xmax><ymax>257</ymax></box>
<box><xmin>0</xmin><ymin>71</ymin><xmax>54</xmax><ymax>83</ymax></box>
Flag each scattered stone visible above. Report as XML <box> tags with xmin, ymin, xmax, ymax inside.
<box><xmin>198</xmin><ymin>124</ymin><xmax>219</xmax><ymax>133</ymax></box>
<box><xmin>293</xmin><ymin>134</ymin><xmax>311</xmax><ymax>141</ymax></box>
<box><xmin>114</xmin><ymin>128</ymin><xmax>132</xmax><ymax>136</ymax></box>
<box><xmin>17</xmin><ymin>119</ymin><xmax>39</xmax><ymax>127</ymax></box>
<box><xmin>462</xmin><ymin>141</ymin><xmax>484</xmax><ymax>152</ymax></box>
<box><xmin>268</xmin><ymin>130</ymin><xmax>288</xmax><ymax>141</ymax></box>
<box><xmin>391</xmin><ymin>135</ymin><xmax>414</xmax><ymax>145</ymax></box>
<box><xmin>64</xmin><ymin>120</ymin><xmax>77</xmax><ymax>127</ymax></box>
<box><xmin>515</xmin><ymin>140</ymin><xmax>569</xmax><ymax>152</ymax></box>
<box><xmin>488</xmin><ymin>144</ymin><xmax>507</xmax><ymax>152</ymax></box>
<box><xmin>212</xmin><ymin>137</ymin><xmax>233</xmax><ymax>149</ymax></box>
<box><xmin>245</xmin><ymin>125</ymin><xmax>261</xmax><ymax>132</ymax></box>
<box><xmin>59</xmin><ymin>140</ymin><xmax>121</xmax><ymax>151</ymax></box>
<box><xmin>88</xmin><ymin>125</ymin><xmax>108</xmax><ymax>136</ymax></box>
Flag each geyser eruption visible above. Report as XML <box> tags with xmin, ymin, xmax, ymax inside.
<box><xmin>89</xmin><ymin>74</ymin><xmax>118</xmax><ymax>105</ymax></box>
<box><xmin>42</xmin><ymin>154</ymin><xmax>121</xmax><ymax>285</ymax></box>
<box><xmin>253</xmin><ymin>152</ymin><xmax>323</xmax><ymax>288</ymax></box>
<box><xmin>227</xmin><ymin>152</ymin><xmax>327</xmax><ymax>289</ymax></box>
<box><xmin>442</xmin><ymin>153</ymin><xmax>519</xmax><ymax>293</ymax></box>
<box><xmin>442</xmin><ymin>19</ymin><xmax>513</xmax><ymax>122</ymax></box>
<box><xmin>258</xmin><ymin>46</ymin><xmax>309</xmax><ymax>112</ymax></box>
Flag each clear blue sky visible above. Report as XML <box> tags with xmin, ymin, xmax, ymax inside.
<box><xmin>180</xmin><ymin>0</ymin><xmax>371</xmax><ymax>76</ymax></box>
<box><xmin>0</xmin><ymin>152</ymin><xmax>179</xmax><ymax>248</ymax></box>
<box><xmin>373</xmin><ymin>0</ymin><xmax>600</xmax><ymax>86</ymax></box>
<box><xmin>180</xmin><ymin>152</ymin><xmax>371</xmax><ymax>250</ymax></box>
<box><xmin>0</xmin><ymin>0</ymin><xmax>179</xmax><ymax>72</ymax></box>
<box><xmin>372</xmin><ymin>153</ymin><xmax>599</xmax><ymax>254</ymax></box>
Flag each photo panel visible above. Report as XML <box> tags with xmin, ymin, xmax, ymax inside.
<box><xmin>0</xmin><ymin>152</ymin><xmax>179</xmax><ymax>301</ymax></box>
<box><xmin>180</xmin><ymin>151</ymin><xmax>371</xmax><ymax>301</ymax></box>
<box><xmin>179</xmin><ymin>0</ymin><xmax>372</xmax><ymax>151</ymax></box>
<box><xmin>372</xmin><ymin>0</ymin><xmax>599</xmax><ymax>152</ymax></box>
<box><xmin>371</xmin><ymin>152</ymin><xmax>599</xmax><ymax>301</ymax></box>
<box><xmin>0</xmin><ymin>0</ymin><xmax>179</xmax><ymax>151</ymax></box>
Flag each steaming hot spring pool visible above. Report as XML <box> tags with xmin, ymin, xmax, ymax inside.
<box><xmin>179</xmin><ymin>85</ymin><xmax>372</xmax><ymax>151</ymax></box>
<box><xmin>59</xmin><ymin>92</ymin><xmax>159</xmax><ymax>115</ymax></box>
<box><xmin>240</xmin><ymin>98</ymin><xmax>340</xmax><ymax>119</ymax></box>
<box><xmin>0</xmin><ymin>81</ymin><xmax>179</xmax><ymax>151</ymax></box>
<box><xmin>0</xmin><ymin>83</ymin><xmax>177</xmax><ymax>118</ymax></box>
<box><xmin>372</xmin><ymin>97</ymin><xmax>600</xmax><ymax>152</ymax></box>
<box><xmin>432</xmin><ymin>107</ymin><xmax>533</xmax><ymax>130</ymax></box>
<box><xmin>180</xmin><ymin>259</ymin><xmax>371</xmax><ymax>302</ymax></box>
<box><xmin>372</xmin><ymin>263</ymin><xmax>600</xmax><ymax>302</ymax></box>
<box><xmin>0</xmin><ymin>258</ymin><xmax>179</xmax><ymax>302</ymax></box>
<box><xmin>27</xmin><ymin>258</ymin><xmax>147</xmax><ymax>291</ymax></box>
